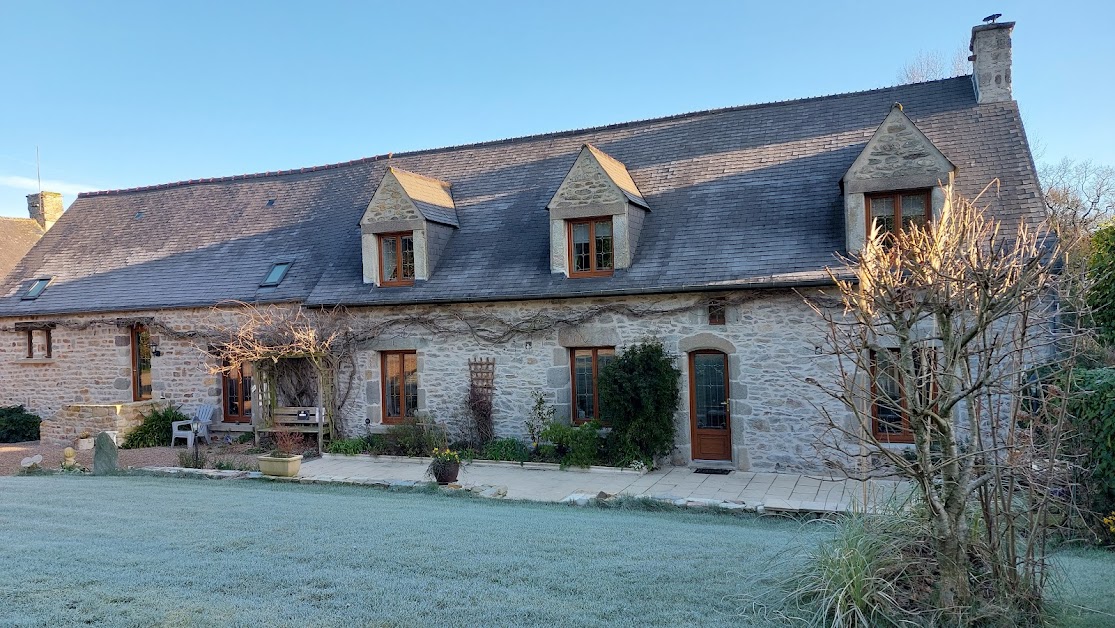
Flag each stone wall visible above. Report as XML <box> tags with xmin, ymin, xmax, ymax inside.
<box><xmin>0</xmin><ymin>308</ymin><xmax>237</xmax><ymax>431</ymax></box>
<box><xmin>339</xmin><ymin>290</ymin><xmax>851</xmax><ymax>472</ymax></box>
<box><xmin>1</xmin><ymin>292</ymin><xmax>852</xmax><ymax>472</ymax></box>
<box><xmin>40</xmin><ymin>401</ymin><xmax>159</xmax><ymax>447</ymax></box>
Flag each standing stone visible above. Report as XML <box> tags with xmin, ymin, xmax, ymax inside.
<box><xmin>93</xmin><ymin>432</ymin><xmax>119</xmax><ymax>475</ymax></box>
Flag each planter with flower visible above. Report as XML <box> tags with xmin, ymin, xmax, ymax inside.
<box><xmin>257</xmin><ymin>431</ymin><xmax>304</xmax><ymax>477</ymax></box>
<box><xmin>427</xmin><ymin>447</ymin><xmax>461</xmax><ymax>484</ymax></box>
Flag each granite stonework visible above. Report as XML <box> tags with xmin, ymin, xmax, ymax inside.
<box><xmin>0</xmin><ymin>308</ymin><xmax>244</xmax><ymax>443</ymax></box>
<box><xmin>340</xmin><ymin>289</ymin><xmax>849</xmax><ymax>472</ymax></box>
<box><xmin>2</xmin><ymin>291</ymin><xmax>849</xmax><ymax>472</ymax></box>
<box><xmin>40</xmin><ymin>401</ymin><xmax>158</xmax><ymax>448</ymax></box>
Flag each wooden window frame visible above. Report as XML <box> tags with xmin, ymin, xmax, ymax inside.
<box><xmin>18</xmin><ymin>325</ymin><xmax>53</xmax><ymax>359</ymax></box>
<box><xmin>131</xmin><ymin>324</ymin><xmax>152</xmax><ymax>402</ymax></box>
<box><xmin>870</xmin><ymin>347</ymin><xmax>936</xmax><ymax>444</ymax></box>
<box><xmin>378</xmin><ymin>232</ymin><xmax>416</xmax><ymax>287</ymax></box>
<box><xmin>708</xmin><ymin>300</ymin><xmax>726</xmax><ymax>326</ymax></box>
<box><xmin>865</xmin><ymin>189</ymin><xmax>932</xmax><ymax>240</ymax></box>
<box><xmin>567</xmin><ymin>217</ymin><xmax>614</xmax><ymax>278</ymax></box>
<box><xmin>570</xmin><ymin>347</ymin><xmax>615</xmax><ymax>425</ymax></box>
<box><xmin>380</xmin><ymin>350</ymin><xmax>417</xmax><ymax>424</ymax></box>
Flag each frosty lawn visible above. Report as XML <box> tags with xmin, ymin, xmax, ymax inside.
<box><xmin>1</xmin><ymin>476</ymin><xmax>1112</xmax><ymax>627</ymax></box>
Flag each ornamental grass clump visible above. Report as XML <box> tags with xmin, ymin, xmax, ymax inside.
<box><xmin>121</xmin><ymin>404</ymin><xmax>189</xmax><ymax>449</ymax></box>
<box><xmin>785</xmin><ymin>511</ymin><xmax>927</xmax><ymax>628</ymax></box>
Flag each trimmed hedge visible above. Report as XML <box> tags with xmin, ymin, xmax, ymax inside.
<box><xmin>1069</xmin><ymin>368</ymin><xmax>1115</xmax><ymax>517</ymax></box>
<box><xmin>0</xmin><ymin>405</ymin><xmax>41</xmax><ymax>443</ymax></box>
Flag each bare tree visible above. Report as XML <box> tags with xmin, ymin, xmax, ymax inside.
<box><xmin>1040</xmin><ymin>157</ymin><xmax>1115</xmax><ymax>239</ymax></box>
<box><xmin>898</xmin><ymin>48</ymin><xmax>969</xmax><ymax>84</ymax></box>
<box><xmin>809</xmin><ymin>178</ymin><xmax>1089</xmax><ymax>620</ymax></box>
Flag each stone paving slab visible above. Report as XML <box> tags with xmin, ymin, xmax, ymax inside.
<box><xmin>296</xmin><ymin>456</ymin><xmax>909</xmax><ymax>513</ymax></box>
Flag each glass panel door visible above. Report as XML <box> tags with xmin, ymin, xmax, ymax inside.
<box><xmin>693</xmin><ymin>354</ymin><xmax>727</xmax><ymax>430</ymax></box>
<box><xmin>689</xmin><ymin>351</ymin><xmax>732</xmax><ymax>461</ymax></box>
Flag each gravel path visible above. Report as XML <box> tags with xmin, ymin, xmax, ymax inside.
<box><xmin>0</xmin><ymin>441</ymin><xmax>261</xmax><ymax>475</ymax></box>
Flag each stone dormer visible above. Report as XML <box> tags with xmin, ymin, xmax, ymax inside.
<box><xmin>842</xmin><ymin>104</ymin><xmax>956</xmax><ymax>252</ymax></box>
<box><xmin>360</xmin><ymin>168</ymin><xmax>458</xmax><ymax>285</ymax></box>
<box><xmin>547</xmin><ymin>144</ymin><xmax>648</xmax><ymax>276</ymax></box>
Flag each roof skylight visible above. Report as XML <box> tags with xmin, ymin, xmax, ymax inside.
<box><xmin>22</xmin><ymin>278</ymin><xmax>52</xmax><ymax>300</ymax></box>
<box><xmin>260</xmin><ymin>262</ymin><xmax>292</xmax><ymax>288</ymax></box>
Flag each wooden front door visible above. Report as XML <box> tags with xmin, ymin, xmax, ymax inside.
<box><xmin>223</xmin><ymin>361</ymin><xmax>253</xmax><ymax>423</ymax></box>
<box><xmin>689</xmin><ymin>351</ymin><xmax>731</xmax><ymax>461</ymax></box>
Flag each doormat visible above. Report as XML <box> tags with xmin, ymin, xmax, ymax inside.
<box><xmin>693</xmin><ymin>468</ymin><xmax>732</xmax><ymax>475</ymax></box>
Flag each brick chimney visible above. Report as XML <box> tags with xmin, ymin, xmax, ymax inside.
<box><xmin>26</xmin><ymin>191</ymin><xmax>64</xmax><ymax>230</ymax></box>
<box><xmin>969</xmin><ymin>20</ymin><xmax>1015</xmax><ymax>104</ymax></box>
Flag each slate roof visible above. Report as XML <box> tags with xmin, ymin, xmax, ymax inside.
<box><xmin>0</xmin><ymin>76</ymin><xmax>1045</xmax><ymax>317</ymax></box>
<box><xmin>389</xmin><ymin>168</ymin><xmax>459</xmax><ymax>228</ymax></box>
<box><xmin>0</xmin><ymin>217</ymin><xmax>43</xmax><ymax>285</ymax></box>
<box><xmin>582</xmin><ymin>144</ymin><xmax>648</xmax><ymax>208</ymax></box>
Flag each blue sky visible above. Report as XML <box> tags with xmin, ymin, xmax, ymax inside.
<box><xmin>0</xmin><ymin>0</ymin><xmax>1111</xmax><ymax>217</ymax></box>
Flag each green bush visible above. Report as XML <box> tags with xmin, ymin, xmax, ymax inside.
<box><xmin>541</xmin><ymin>421</ymin><xmax>603</xmax><ymax>468</ymax></box>
<box><xmin>121</xmin><ymin>404</ymin><xmax>189</xmax><ymax>449</ymax></box>
<box><xmin>598</xmin><ymin>337</ymin><xmax>681</xmax><ymax>465</ymax></box>
<box><xmin>481</xmin><ymin>438</ymin><xmax>531</xmax><ymax>462</ymax></box>
<box><xmin>1068</xmin><ymin>368</ymin><xmax>1115</xmax><ymax>519</ymax></box>
<box><xmin>387</xmin><ymin>418</ymin><xmax>444</xmax><ymax>457</ymax></box>
<box><xmin>1089</xmin><ymin>224</ymin><xmax>1115</xmax><ymax>347</ymax></box>
<box><xmin>0</xmin><ymin>405</ymin><xmax>42</xmax><ymax>443</ymax></box>
<box><xmin>326</xmin><ymin>438</ymin><xmax>366</xmax><ymax>455</ymax></box>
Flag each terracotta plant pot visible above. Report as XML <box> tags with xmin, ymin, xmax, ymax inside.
<box><xmin>432</xmin><ymin>461</ymin><xmax>460</xmax><ymax>485</ymax></box>
<box><xmin>257</xmin><ymin>454</ymin><xmax>303</xmax><ymax>478</ymax></box>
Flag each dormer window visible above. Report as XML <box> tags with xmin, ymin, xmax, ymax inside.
<box><xmin>22</xmin><ymin>278</ymin><xmax>51</xmax><ymax>300</ymax></box>
<box><xmin>867</xmin><ymin>190</ymin><xmax>931</xmax><ymax>239</ymax></box>
<box><xmin>379</xmin><ymin>232</ymin><xmax>416</xmax><ymax>286</ymax></box>
<box><xmin>260</xmin><ymin>262</ymin><xmax>292</xmax><ymax>288</ymax></box>
<box><xmin>360</xmin><ymin>169</ymin><xmax>457</xmax><ymax>287</ymax></box>
<box><xmin>569</xmin><ymin>217</ymin><xmax>614</xmax><ymax>277</ymax></box>
<box><xmin>547</xmin><ymin>144</ymin><xmax>649</xmax><ymax>278</ymax></box>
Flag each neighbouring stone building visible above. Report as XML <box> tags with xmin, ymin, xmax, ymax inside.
<box><xmin>0</xmin><ymin>192</ymin><xmax>56</xmax><ymax>283</ymax></box>
<box><xmin>0</xmin><ymin>21</ymin><xmax>1043</xmax><ymax>472</ymax></box>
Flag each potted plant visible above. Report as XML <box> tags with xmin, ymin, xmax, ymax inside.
<box><xmin>257</xmin><ymin>431</ymin><xmax>304</xmax><ymax>477</ymax></box>
<box><xmin>427</xmin><ymin>447</ymin><xmax>461</xmax><ymax>485</ymax></box>
<box><xmin>75</xmin><ymin>431</ymin><xmax>94</xmax><ymax>451</ymax></box>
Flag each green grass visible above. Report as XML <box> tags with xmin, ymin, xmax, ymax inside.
<box><xmin>0</xmin><ymin>476</ymin><xmax>1112</xmax><ymax>627</ymax></box>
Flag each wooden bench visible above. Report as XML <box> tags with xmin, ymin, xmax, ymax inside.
<box><xmin>255</xmin><ymin>406</ymin><xmax>331</xmax><ymax>452</ymax></box>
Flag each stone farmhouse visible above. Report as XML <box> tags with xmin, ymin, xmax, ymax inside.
<box><xmin>0</xmin><ymin>21</ymin><xmax>1041</xmax><ymax>472</ymax></box>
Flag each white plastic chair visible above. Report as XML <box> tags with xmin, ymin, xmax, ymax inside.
<box><xmin>170</xmin><ymin>404</ymin><xmax>216</xmax><ymax>448</ymax></box>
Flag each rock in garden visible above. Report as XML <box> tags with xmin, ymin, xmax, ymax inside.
<box><xmin>93</xmin><ymin>432</ymin><xmax>119</xmax><ymax>475</ymax></box>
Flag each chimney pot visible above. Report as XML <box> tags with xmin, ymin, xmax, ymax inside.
<box><xmin>969</xmin><ymin>21</ymin><xmax>1015</xmax><ymax>104</ymax></box>
<box><xmin>27</xmin><ymin>191</ymin><xmax>64</xmax><ymax>230</ymax></box>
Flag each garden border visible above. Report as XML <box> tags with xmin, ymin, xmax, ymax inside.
<box><xmin>319</xmin><ymin>453</ymin><xmax>648</xmax><ymax>475</ymax></box>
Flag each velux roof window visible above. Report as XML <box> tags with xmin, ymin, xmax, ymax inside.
<box><xmin>21</xmin><ymin>278</ymin><xmax>52</xmax><ymax>300</ymax></box>
<box><xmin>260</xmin><ymin>262</ymin><xmax>292</xmax><ymax>288</ymax></box>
